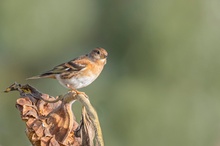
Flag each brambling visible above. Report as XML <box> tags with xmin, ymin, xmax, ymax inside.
<box><xmin>27</xmin><ymin>47</ymin><xmax>108</xmax><ymax>95</ymax></box>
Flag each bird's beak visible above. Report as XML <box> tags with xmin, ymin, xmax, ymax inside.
<box><xmin>101</xmin><ymin>54</ymin><xmax>107</xmax><ymax>59</ymax></box>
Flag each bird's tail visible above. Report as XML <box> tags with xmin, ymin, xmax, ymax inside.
<box><xmin>27</xmin><ymin>73</ymin><xmax>56</xmax><ymax>80</ymax></box>
<box><xmin>26</xmin><ymin>75</ymin><xmax>42</xmax><ymax>80</ymax></box>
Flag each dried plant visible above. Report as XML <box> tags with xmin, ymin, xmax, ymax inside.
<box><xmin>4</xmin><ymin>82</ymin><xmax>104</xmax><ymax>146</ymax></box>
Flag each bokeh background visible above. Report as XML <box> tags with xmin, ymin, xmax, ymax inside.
<box><xmin>1</xmin><ymin>0</ymin><xmax>220</xmax><ymax>146</ymax></box>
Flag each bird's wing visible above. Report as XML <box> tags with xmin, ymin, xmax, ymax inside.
<box><xmin>27</xmin><ymin>55</ymin><xmax>88</xmax><ymax>79</ymax></box>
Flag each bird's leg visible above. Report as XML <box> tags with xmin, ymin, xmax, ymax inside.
<box><xmin>66</xmin><ymin>84</ymin><xmax>88</xmax><ymax>98</ymax></box>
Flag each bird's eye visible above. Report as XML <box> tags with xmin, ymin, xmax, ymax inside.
<box><xmin>96</xmin><ymin>50</ymin><xmax>100</xmax><ymax>54</ymax></box>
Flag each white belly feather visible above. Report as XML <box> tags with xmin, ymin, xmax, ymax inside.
<box><xmin>55</xmin><ymin>73</ymin><xmax>98</xmax><ymax>89</ymax></box>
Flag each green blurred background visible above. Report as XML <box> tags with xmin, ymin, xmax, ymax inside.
<box><xmin>1</xmin><ymin>0</ymin><xmax>220</xmax><ymax>146</ymax></box>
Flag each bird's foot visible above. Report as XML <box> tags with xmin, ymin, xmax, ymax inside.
<box><xmin>66</xmin><ymin>84</ymin><xmax>88</xmax><ymax>98</ymax></box>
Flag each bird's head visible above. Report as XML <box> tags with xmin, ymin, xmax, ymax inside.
<box><xmin>89</xmin><ymin>47</ymin><xmax>108</xmax><ymax>64</ymax></box>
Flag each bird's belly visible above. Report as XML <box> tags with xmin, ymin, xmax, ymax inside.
<box><xmin>56</xmin><ymin>74</ymin><xmax>97</xmax><ymax>89</ymax></box>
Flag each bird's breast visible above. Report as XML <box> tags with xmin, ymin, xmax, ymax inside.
<box><xmin>55</xmin><ymin>73</ymin><xmax>98</xmax><ymax>89</ymax></box>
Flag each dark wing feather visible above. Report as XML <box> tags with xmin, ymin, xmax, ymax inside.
<box><xmin>27</xmin><ymin>56</ymin><xmax>87</xmax><ymax>79</ymax></box>
<box><xmin>42</xmin><ymin>58</ymin><xmax>86</xmax><ymax>75</ymax></box>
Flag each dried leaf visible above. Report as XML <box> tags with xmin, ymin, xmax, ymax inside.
<box><xmin>5</xmin><ymin>82</ymin><xmax>102</xmax><ymax>146</ymax></box>
<box><xmin>4</xmin><ymin>83</ymin><xmax>80</xmax><ymax>146</ymax></box>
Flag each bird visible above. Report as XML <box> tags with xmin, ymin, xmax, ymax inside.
<box><xmin>27</xmin><ymin>47</ymin><xmax>108</xmax><ymax>95</ymax></box>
